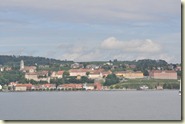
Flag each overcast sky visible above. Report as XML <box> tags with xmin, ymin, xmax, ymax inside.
<box><xmin>0</xmin><ymin>0</ymin><xmax>181</xmax><ymax>63</ymax></box>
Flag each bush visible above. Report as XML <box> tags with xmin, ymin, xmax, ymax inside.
<box><xmin>115</xmin><ymin>85</ymin><xmax>120</xmax><ymax>89</ymax></box>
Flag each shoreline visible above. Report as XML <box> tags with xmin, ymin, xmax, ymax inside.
<box><xmin>0</xmin><ymin>89</ymin><xmax>179</xmax><ymax>93</ymax></box>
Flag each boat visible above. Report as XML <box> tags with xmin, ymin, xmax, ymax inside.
<box><xmin>139</xmin><ymin>85</ymin><xmax>149</xmax><ymax>90</ymax></box>
<box><xmin>179</xmin><ymin>80</ymin><xmax>181</xmax><ymax>96</ymax></box>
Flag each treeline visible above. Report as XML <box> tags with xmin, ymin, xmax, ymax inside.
<box><xmin>50</xmin><ymin>76</ymin><xmax>94</xmax><ymax>87</ymax></box>
<box><xmin>135</xmin><ymin>59</ymin><xmax>168</xmax><ymax>71</ymax></box>
<box><xmin>0</xmin><ymin>71</ymin><xmax>25</xmax><ymax>85</ymax></box>
<box><xmin>0</xmin><ymin>55</ymin><xmax>74</xmax><ymax>67</ymax></box>
<box><xmin>0</xmin><ymin>55</ymin><xmax>178</xmax><ymax>71</ymax></box>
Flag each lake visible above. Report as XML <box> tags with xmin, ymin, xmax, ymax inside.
<box><xmin>0</xmin><ymin>90</ymin><xmax>181</xmax><ymax>120</ymax></box>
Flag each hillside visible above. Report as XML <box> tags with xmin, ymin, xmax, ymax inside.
<box><xmin>0</xmin><ymin>55</ymin><xmax>74</xmax><ymax>67</ymax></box>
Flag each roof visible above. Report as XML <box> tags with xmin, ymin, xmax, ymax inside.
<box><xmin>25</xmin><ymin>72</ymin><xmax>37</xmax><ymax>75</ymax></box>
<box><xmin>60</xmin><ymin>84</ymin><xmax>83</xmax><ymax>88</ymax></box>
<box><xmin>69</xmin><ymin>69</ymin><xmax>90</xmax><ymax>73</ymax></box>
<box><xmin>150</xmin><ymin>70</ymin><xmax>176</xmax><ymax>73</ymax></box>
<box><xmin>37</xmin><ymin>71</ymin><xmax>48</xmax><ymax>75</ymax></box>
<box><xmin>26</xmin><ymin>71</ymin><xmax>48</xmax><ymax>75</ymax></box>
<box><xmin>102</xmin><ymin>71</ymin><xmax>112</xmax><ymax>74</ymax></box>
<box><xmin>43</xmin><ymin>83</ymin><xmax>55</xmax><ymax>87</ymax></box>
<box><xmin>23</xmin><ymin>66</ymin><xmax>37</xmax><ymax>70</ymax></box>
<box><xmin>115</xmin><ymin>71</ymin><xmax>142</xmax><ymax>74</ymax></box>
<box><xmin>89</xmin><ymin>71</ymin><xmax>100</xmax><ymax>75</ymax></box>
<box><xmin>57</xmin><ymin>71</ymin><xmax>64</xmax><ymax>75</ymax></box>
<box><xmin>16</xmin><ymin>84</ymin><xmax>32</xmax><ymax>87</ymax></box>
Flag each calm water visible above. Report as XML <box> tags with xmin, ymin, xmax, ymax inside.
<box><xmin>0</xmin><ymin>90</ymin><xmax>181</xmax><ymax>120</ymax></box>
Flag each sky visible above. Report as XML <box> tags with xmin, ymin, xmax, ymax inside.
<box><xmin>0</xmin><ymin>0</ymin><xmax>181</xmax><ymax>63</ymax></box>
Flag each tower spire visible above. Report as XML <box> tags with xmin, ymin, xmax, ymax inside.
<box><xmin>20</xmin><ymin>60</ymin><xmax>24</xmax><ymax>70</ymax></box>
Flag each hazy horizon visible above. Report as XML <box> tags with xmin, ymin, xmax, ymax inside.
<box><xmin>0</xmin><ymin>54</ymin><xmax>181</xmax><ymax>64</ymax></box>
<box><xmin>0</xmin><ymin>0</ymin><xmax>181</xmax><ymax>63</ymax></box>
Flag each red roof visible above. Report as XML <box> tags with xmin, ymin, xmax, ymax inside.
<box><xmin>43</xmin><ymin>83</ymin><xmax>52</xmax><ymax>87</ymax></box>
<box><xmin>16</xmin><ymin>84</ymin><xmax>32</xmax><ymax>88</ymax></box>
<box><xmin>150</xmin><ymin>70</ymin><xmax>176</xmax><ymax>73</ymax></box>
<box><xmin>69</xmin><ymin>69</ymin><xmax>90</xmax><ymax>72</ymax></box>
<box><xmin>24</xmin><ymin>66</ymin><xmax>36</xmax><ymax>70</ymax></box>
<box><xmin>102</xmin><ymin>71</ymin><xmax>112</xmax><ymax>74</ymax></box>
<box><xmin>57</xmin><ymin>71</ymin><xmax>64</xmax><ymax>75</ymax></box>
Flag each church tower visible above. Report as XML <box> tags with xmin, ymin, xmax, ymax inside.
<box><xmin>20</xmin><ymin>60</ymin><xmax>24</xmax><ymax>70</ymax></box>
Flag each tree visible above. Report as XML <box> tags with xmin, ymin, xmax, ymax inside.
<box><xmin>63</xmin><ymin>71</ymin><xmax>69</xmax><ymax>77</ymax></box>
<box><xmin>104</xmin><ymin>74</ymin><xmax>119</xmax><ymax>86</ymax></box>
<box><xmin>86</xmin><ymin>72</ymin><xmax>90</xmax><ymax>76</ymax></box>
<box><xmin>113</xmin><ymin>59</ymin><xmax>118</xmax><ymax>62</ymax></box>
<box><xmin>50</xmin><ymin>78</ymin><xmax>63</xmax><ymax>88</ymax></box>
<box><xmin>177</xmin><ymin>70</ymin><xmax>181</xmax><ymax>77</ymax></box>
<box><xmin>102</xmin><ymin>65</ymin><xmax>111</xmax><ymax>70</ymax></box>
<box><xmin>143</xmin><ymin>70</ymin><xmax>149</xmax><ymax>76</ymax></box>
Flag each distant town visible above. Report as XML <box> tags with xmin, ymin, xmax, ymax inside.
<box><xmin>0</xmin><ymin>55</ymin><xmax>181</xmax><ymax>92</ymax></box>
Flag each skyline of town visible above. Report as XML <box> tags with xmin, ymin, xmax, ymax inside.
<box><xmin>0</xmin><ymin>58</ymin><xmax>181</xmax><ymax>92</ymax></box>
<box><xmin>0</xmin><ymin>0</ymin><xmax>181</xmax><ymax>63</ymax></box>
<box><xmin>0</xmin><ymin>54</ymin><xmax>182</xmax><ymax>64</ymax></box>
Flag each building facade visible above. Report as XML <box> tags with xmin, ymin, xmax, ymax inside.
<box><xmin>149</xmin><ymin>70</ymin><xmax>177</xmax><ymax>79</ymax></box>
<box><xmin>115</xmin><ymin>71</ymin><xmax>143</xmax><ymax>79</ymax></box>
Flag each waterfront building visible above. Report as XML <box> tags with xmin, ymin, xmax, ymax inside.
<box><xmin>58</xmin><ymin>84</ymin><xmax>83</xmax><ymax>90</ymax></box>
<box><xmin>94</xmin><ymin>82</ymin><xmax>102</xmax><ymax>90</ymax></box>
<box><xmin>15</xmin><ymin>84</ymin><xmax>32</xmax><ymax>91</ymax></box>
<box><xmin>83</xmin><ymin>83</ymin><xmax>94</xmax><ymax>90</ymax></box>
<box><xmin>43</xmin><ymin>83</ymin><xmax>52</xmax><ymax>89</ymax></box>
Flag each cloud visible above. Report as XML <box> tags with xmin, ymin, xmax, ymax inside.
<box><xmin>0</xmin><ymin>0</ymin><xmax>180</xmax><ymax>24</ymax></box>
<box><xmin>44</xmin><ymin>37</ymin><xmax>179</xmax><ymax>63</ymax></box>
<box><xmin>59</xmin><ymin>45</ymin><xmax>102</xmax><ymax>61</ymax></box>
<box><xmin>0</xmin><ymin>0</ymin><xmax>180</xmax><ymax>63</ymax></box>
<box><xmin>101</xmin><ymin>37</ymin><xmax>162</xmax><ymax>53</ymax></box>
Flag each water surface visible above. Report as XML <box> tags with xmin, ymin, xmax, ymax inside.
<box><xmin>0</xmin><ymin>90</ymin><xmax>181</xmax><ymax>120</ymax></box>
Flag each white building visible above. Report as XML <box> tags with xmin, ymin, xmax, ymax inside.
<box><xmin>69</xmin><ymin>69</ymin><xmax>87</xmax><ymax>76</ymax></box>
<box><xmin>88</xmin><ymin>72</ymin><xmax>102</xmax><ymax>79</ymax></box>
<box><xmin>0</xmin><ymin>67</ymin><xmax>4</xmax><ymax>72</ymax></box>
<box><xmin>83</xmin><ymin>83</ymin><xmax>94</xmax><ymax>90</ymax></box>
<box><xmin>0</xmin><ymin>85</ymin><xmax>2</xmax><ymax>90</ymax></box>
<box><xmin>51</xmin><ymin>71</ymin><xmax>64</xmax><ymax>79</ymax></box>
<box><xmin>20</xmin><ymin>60</ymin><xmax>24</xmax><ymax>70</ymax></box>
